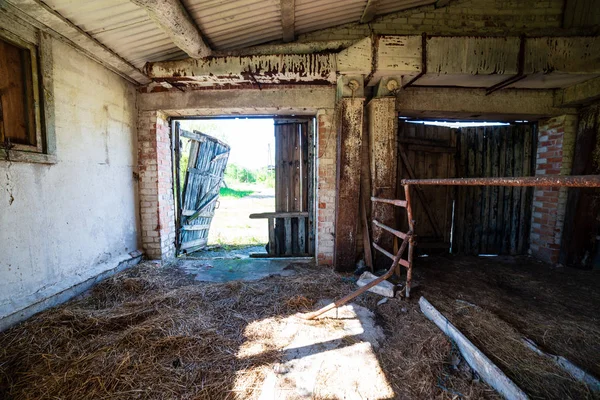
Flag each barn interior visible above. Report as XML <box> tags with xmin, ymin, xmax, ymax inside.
<box><xmin>1</xmin><ymin>0</ymin><xmax>600</xmax><ymax>398</ymax></box>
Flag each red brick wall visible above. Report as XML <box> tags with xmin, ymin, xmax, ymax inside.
<box><xmin>530</xmin><ymin>115</ymin><xmax>577</xmax><ymax>264</ymax></box>
<box><xmin>138</xmin><ymin>111</ymin><xmax>176</xmax><ymax>261</ymax></box>
<box><xmin>316</xmin><ymin>110</ymin><xmax>336</xmax><ymax>265</ymax></box>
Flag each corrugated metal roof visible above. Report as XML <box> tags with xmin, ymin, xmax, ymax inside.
<box><xmin>42</xmin><ymin>0</ymin><xmax>186</xmax><ymax>68</ymax></box>
<box><xmin>40</xmin><ymin>0</ymin><xmax>436</xmax><ymax>70</ymax></box>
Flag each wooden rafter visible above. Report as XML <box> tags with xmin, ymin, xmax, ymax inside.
<box><xmin>280</xmin><ymin>0</ymin><xmax>295</xmax><ymax>42</ymax></box>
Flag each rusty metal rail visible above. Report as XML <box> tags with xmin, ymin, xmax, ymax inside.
<box><xmin>303</xmin><ymin>232</ymin><xmax>413</xmax><ymax>320</ymax></box>
<box><xmin>401</xmin><ymin>175</ymin><xmax>600</xmax><ymax>187</ymax></box>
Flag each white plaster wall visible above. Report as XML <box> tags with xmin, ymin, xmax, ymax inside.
<box><xmin>0</xmin><ymin>39</ymin><xmax>139</xmax><ymax>319</ymax></box>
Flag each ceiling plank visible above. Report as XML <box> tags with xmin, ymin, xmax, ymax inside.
<box><xmin>281</xmin><ymin>0</ymin><xmax>295</xmax><ymax>42</ymax></box>
<box><xmin>360</xmin><ymin>0</ymin><xmax>380</xmax><ymax>23</ymax></box>
<box><xmin>5</xmin><ymin>0</ymin><xmax>150</xmax><ymax>85</ymax></box>
<box><xmin>131</xmin><ymin>0</ymin><xmax>211</xmax><ymax>59</ymax></box>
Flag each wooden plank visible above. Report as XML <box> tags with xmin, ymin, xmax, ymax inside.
<box><xmin>371</xmin><ymin>197</ymin><xmax>407</xmax><ymax>207</ymax></box>
<box><xmin>419</xmin><ymin>297</ymin><xmax>528</xmax><ymax>400</ymax></box>
<box><xmin>465</xmin><ymin>129</ymin><xmax>476</xmax><ymax>254</ymax></box>
<box><xmin>298</xmin><ymin>216</ymin><xmax>306</xmax><ymax>254</ymax></box>
<box><xmin>519</xmin><ymin>125</ymin><xmax>534</xmax><ymax>254</ymax></box>
<box><xmin>472</xmin><ymin>127</ymin><xmax>483</xmax><ymax>254</ymax></box>
<box><xmin>249</xmin><ymin>211</ymin><xmax>309</xmax><ymax>219</ymax></box>
<box><xmin>180</xmin><ymin>237</ymin><xmax>208</xmax><ymax>251</ymax></box>
<box><xmin>335</xmin><ymin>98</ymin><xmax>364</xmax><ymax>271</ymax></box>
<box><xmin>399</xmin><ymin>137</ymin><xmax>450</xmax><ymax>147</ymax></box>
<box><xmin>488</xmin><ymin>127</ymin><xmax>500</xmax><ymax>254</ymax></box>
<box><xmin>510</xmin><ymin>125</ymin><xmax>523</xmax><ymax>255</ymax></box>
<box><xmin>480</xmin><ymin>127</ymin><xmax>492</xmax><ymax>253</ymax></box>
<box><xmin>372</xmin><ymin>243</ymin><xmax>410</xmax><ymax>268</ymax></box>
<box><xmin>181</xmin><ymin>224</ymin><xmax>211</xmax><ymax>231</ymax></box>
<box><xmin>361</xmin><ymin>196</ymin><xmax>373</xmax><ymax>271</ymax></box>
<box><xmin>496</xmin><ymin>127</ymin><xmax>507</xmax><ymax>253</ymax></box>
<box><xmin>307</xmin><ymin>118</ymin><xmax>316</xmax><ymax>255</ymax></box>
<box><xmin>268</xmin><ymin>218</ymin><xmax>276</xmax><ymax>255</ymax></box>
<box><xmin>453</xmin><ymin>130</ymin><xmax>466</xmax><ymax>254</ymax></box>
<box><xmin>502</xmin><ymin>126</ymin><xmax>514</xmax><ymax>254</ymax></box>
<box><xmin>407</xmin><ymin>144</ymin><xmax>456</xmax><ymax>153</ymax></box>
<box><xmin>285</xmin><ymin>217</ymin><xmax>292</xmax><ymax>256</ymax></box>
<box><xmin>373</xmin><ymin>219</ymin><xmax>408</xmax><ymax>239</ymax></box>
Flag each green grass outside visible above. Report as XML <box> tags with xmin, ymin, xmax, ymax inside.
<box><xmin>219</xmin><ymin>187</ymin><xmax>254</xmax><ymax>198</ymax></box>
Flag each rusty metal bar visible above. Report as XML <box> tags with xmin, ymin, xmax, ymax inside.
<box><xmin>373</xmin><ymin>242</ymin><xmax>410</xmax><ymax>268</ymax></box>
<box><xmin>404</xmin><ymin>184</ymin><xmax>415</xmax><ymax>298</ymax></box>
<box><xmin>303</xmin><ymin>232</ymin><xmax>413</xmax><ymax>320</ymax></box>
<box><xmin>372</xmin><ymin>219</ymin><xmax>407</xmax><ymax>239</ymax></box>
<box><xmin>371</xmin><ymin>197</ymin><xmax>407</xmax><ymax>207</ymax></box>
<box><xmin>400</xmin><ymin>175</ymin><xmax>600</xmax><ymax>187</ymax></box>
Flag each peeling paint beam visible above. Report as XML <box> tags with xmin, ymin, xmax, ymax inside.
<box><xmin>360</xmin><ymin>0</ymin><xmax>380</xmax><ymax>23</ymax></box>
<box><xmin>281</xmin><ymin>0</ymin><xmax>295</xmax><ymax>42</ymax></box>
<box><xmin>131</xmin><ymin>0</ymin><xmax>211</xmax><ymax>59</ymax></box>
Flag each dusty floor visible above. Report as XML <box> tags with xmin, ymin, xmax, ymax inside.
<box><xmin>416</xmin><ymin>255</ymin><xmax>600</xmax><ymax>399</ymax></box>
<box><xmin>0</xmin><ymin>260</ymin><xmax>497</xmax><ymax>400</ymax></box>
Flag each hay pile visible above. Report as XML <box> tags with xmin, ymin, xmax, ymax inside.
<box><xmin>0</xmin><ymin>261</ymin><xmax>494</xmax><ymax>399</ymax></box>
<box><xmin>433</xmin><ymin>300</ymin><xmax>597</xmax><ymax>399</ymax></box>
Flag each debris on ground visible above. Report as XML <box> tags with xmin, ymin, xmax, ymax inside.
<box><xmin>357</xmin><ymin>271</ymin><xmax>395</xmax><ymax>297</ymax></box>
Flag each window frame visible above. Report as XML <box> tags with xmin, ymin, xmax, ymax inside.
<box><xmin>0</xmin><ymin>31</ymin><xmax>43</xmax><ymax>153</ymax></box>
<box><xmin>0</xmin><ymin>15</ymin><xmax>56</xmax><ymax>165</ymax></box>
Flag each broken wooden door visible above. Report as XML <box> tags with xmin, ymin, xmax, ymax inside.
<box><xmin>397</xmin><ymin>121</ymin><xmax>457</xmax><ymax>251</ymax></box>
<box><xmin>453</xmin><ymin>124</ymin><xmax>536</xmax><ymax>255</ymax></box>
<box><xmin>175</xmin><ymin>125</ymin><xmax>230</xmax><ymax>254</ymax></box>
<box><xmin>271</xmin><ymin>118</ymin><xmax>315</xmax><ymax>256</ymax></box>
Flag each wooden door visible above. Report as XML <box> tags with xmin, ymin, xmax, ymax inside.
<box><xmin>397</xmin><ymin>122</ymin><xmax>457</xmax><ymax>251</ymax></box>
<box><xmin>273</xmin><ymin>118</ymin><xmax>315</xmax><ymax>255</ymax></box>
<box><xmin>453</xmin><ymin>124</ymin><xmax>536</xmax><ymax>255</ymax></box>
<box><xmin>176</xmin><ymin>125</ymin><xmax>230</xmax><ymax>254</ymax></box>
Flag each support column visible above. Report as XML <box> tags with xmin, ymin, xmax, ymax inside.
<box><xmin>316</xmin><ymin>110</ymin><xmax>336</xmax><ymax>266</ymax></box>
<box><xmin>368</xmin><ymin>97</ymin><xmax>398</xmax><ymax>269</ymax></box>
<box><xmin>529</xmin><ymin>114</ymin><xmax>577</xmax><ymax>264</ymax></box>
<box><xmin>334</xmin><ymin>98</ymin><xmax>365</xmax><ymax>271</ymax></box>
<box><xmin>137</xmin><ymin>110</ymin><xmax>176</xmax><ymax>261</ymax></box>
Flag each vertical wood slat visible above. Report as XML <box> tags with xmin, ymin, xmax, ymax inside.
<box><xmin>307</xmin><ymin>119</ymin><xmax>316</xmax><ymax>255</ymax></box>
<box><xmin>510</xmin><ymin>125</ymin><xmax>524</xmax><ymax>254</ymax></box>
<box><xmin>298</xmin><ymin>216</ymin><xmax>306</xmax><ymax>254</ymax></box>
<box><xmin>285</xmin><ymin>217</ymin><xmax>292</xmax><ymax>255</ymax></box>
<box><xmin>268</xmin><ymin>217</ymin><xmax>275</xmax><ymax>255</ymax></box>
<box><xmin>518</xmin><ymin>125</ymin><xmax>534</xmax><ymax>253</ymax></box>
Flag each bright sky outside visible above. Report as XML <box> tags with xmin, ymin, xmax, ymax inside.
<box><xmin>178</xmin><ymin>118</ymin><xmax>275</xmax><ymax>169</ymax></box>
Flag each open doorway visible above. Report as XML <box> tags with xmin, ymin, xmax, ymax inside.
<box><xmin>172</xmin><ymin>117</ymin><xmax>315</xmax><ymax>259</ymax></box>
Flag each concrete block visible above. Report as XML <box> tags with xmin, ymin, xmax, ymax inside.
<box><xmin>356</xmin><ymin>272</ymin><xmax>396</xmax><ymax>298</ymax></box>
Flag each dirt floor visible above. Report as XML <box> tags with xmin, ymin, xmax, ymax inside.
<box><xmin>0</xmin><ymin>260</ymin><xmax>498</xmax><ymax>400</ymax></box>
<box><xmin>416</xmin><ymin>254</ymin><xmax>600</xmax><ymax>399</ymax></box>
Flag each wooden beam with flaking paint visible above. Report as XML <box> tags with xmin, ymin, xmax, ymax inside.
<box><xmin>334</xmin><ymin>98</ymin><xmax>365</xmax><ymax>272</ymax></box>
<box><xmin>360</xmin><ymin>0</ymin><xmax>380</xmax><ymax>23</ymax></box>
<box><xmin>397</xmin><ymin>87</ymin><xmax>577</xmax><ymax>120</ymax></box>
<box><xmin>280</xmin><ymin>0</ymin><xmax>295</xmax><ymax>42</ymax></box>
<box><xmin>145</xmin><ymin>53</ymin><xmax>336</xmax><ymax>85</ymax></box>
<box><xmin>556</xmin><ymin>76</ymin><xmax>600</xmax><ymax>107</ymax></box>
<box><xmin>131</xmin><ymin>0</ymin><xmax>211</xmax><ymax>59</ymax></box>
<box><xmin>5</xmin><ymin>0</ymin><xmax>150</xmax><ymax>85</ymax></box>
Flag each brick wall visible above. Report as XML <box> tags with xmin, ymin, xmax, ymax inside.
<box><xmin>298</xmin><ymin>0</ymin><xmax>565</xmax><ymax>42</ymax></box>
<box><xmin>530</xmin><ymin>115</ymin><xmax>578</xmax><ymax>264</ymax></box>
<box><xmin>316</xmin><ymin>110</ymin><xmax>337</xmax><ymax>265</ymax></box>
<box><xmin>138</xmin><ymin>111</ymin><xmax>176</xmax><ymax>261</ymax></box>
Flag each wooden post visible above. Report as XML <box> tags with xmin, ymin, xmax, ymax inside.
<box><xmin>368</xmin><ymin>97</ymin><xmax>398</xmax><ymax>269</ymax></box>
<box><xmin>334</xmin><ymin>98</ymin><xmax>365</xmax><ymax>271</ymax></box>
<box><xmin>404</xmin><ymin>184</ymin><xmax>415</xmax><ymax>298</ymax></box>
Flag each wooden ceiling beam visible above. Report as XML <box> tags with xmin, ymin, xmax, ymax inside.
<box><xmin>280</xmin><ymin>0</ymin><xmax>295</xmax><ymax>42</ymax></box>
<box><xmin>360</xmin><ymin>0</ymin><xmax>380</xmax><ymax>23</ymax></box>
<box><xmin>131</xmin><ymin>0</ymin><xmax>211</xmax><ymax>59</ymax></box>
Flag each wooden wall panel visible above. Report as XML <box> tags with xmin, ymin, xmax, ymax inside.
<box><xmin>453</xmin><ymin>124</ymin><xmax>536</xmax><ymax>255</ymax></box>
